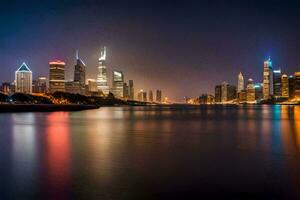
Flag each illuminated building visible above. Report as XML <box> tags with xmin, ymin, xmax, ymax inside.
<box><xmin>263</xmin><ymin>57</ymin><xmax>273</xmax><ymax>99</ymax></box>
<box><xmin>123</xmin><ymin>83</ymin><xmax>129</xmax><ymax>99</ymax></box>
<box><xmin>96</xmin><ymin>46</ymin><xmax>109</xmax><ymax>95</ymax></box>
<box><xmin>156</xmin><ymin>90</ymin><xmax>162</xmax><ymax>102</ymax></box>
<box><xmin>1</xmin><ymin>82</ymin><xmax>11</xmax><ymax>94</ymax></box>
<box><xmin>65</xmin><ymin>81</ymin><xmax>83</xmax><ymax>94</ymax></box>
<box><xmin>138</xmin><ymin>90</ymin><xmax>147</xmax><ymax>102</ymax></box>
<box><xmin>215</xmin><ymin>85</ymin><xmax>222</xmax><ymax>103</ymax></box>
<box><xmin>294</xmin><ymin>72</ymin><xmax>300</xmax><ymax>100</ymax></box>
<box><xmin>246</xmin><ymin>78</ymin><xmax>255</xmax><ymax>102</ymax></box>
<box><xmin>49</xmin><ymin>60</ymin><xmax>66</xmax><ymax>93</ymax></box>
<box><xmin>87</xmin><ymin>79</ymin><xmax>97</xmax><ymax>92</ymax></box>
<box><xmin>74</xmin><ymin>50</ymin><xmax>86</xmax><ymax>87</ymax></box>
<box><xmin>129</xmin><ymin>80</ymin><xmax>134</xmax><ymax>100</ymax></box>
<box><xmin>238</xmin><ymin>90</ymin><xmax>247</xmax><ymax>103</ymax></box>
<box><xmin>32</xmin><ymin>76</ymin><xmax>47</xmax><ymax>93</ymax></box>
<box><xmin>199</xmin><ymin>94</ymin><xmax>214</xmax><ymax>104</ymax></box>
<box><xmin>288</xmin><ymin>75</ymin><xmax>295</xmax><ymax>99</ymax></box>
<box><xmin>15</xmin><ymin>62</ymin><xmax>32</xmax><ymax>94</ymax></box>
<box><xmin>111</xmin><ymin>71</ymin><xmax>124</xmax><ymax>98</ymax></box>
<box><xmin>273</xmin><ymin>69</ymin><xmax>282</xmax><ymax>97</ymax></box>
<box><xmin>281</xmin><ymin>74</ymin><xmax>289</xmax><ymax>98</ymax></box>
<box><xmin>221</xmin><ymin>82</ymin><xmax>236</xmax><ymax>102</ymax></box>
<box><xmin>149</xmin><ymin>90</ymin><xmax>153</xmax><ymax>102</ymax></box>
<box><xmin>254</xmin><ymin>83</ymin><xmax>263</xmax><ymax>100</ymax></box>
<box><xmin>237</xmin><ymin>72</ymin><xmax>244</xmax><ymax>93</ymax></box>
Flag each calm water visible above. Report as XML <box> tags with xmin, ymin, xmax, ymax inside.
<box><xmin>1</xmin><ymin>105</ymin><xmax>300</xmax><ymax>199</ymax></box>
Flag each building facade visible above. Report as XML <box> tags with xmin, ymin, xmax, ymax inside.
<box><xmin>138</xmin><ymin>90</ymin><xmax>147</xmax><ymax>102</ymax></box>
<box><xmin>49</xmin><ymin>60</ymin><xmax>66</xmax><ymax>93</ymax></box>
<box><xmin>32</xmin><ymin>76</ymin><xmax>47</xmax><ymax>93</ymax></box>
<box><xmin>149</xmin><ymin>90</ymin><xmax>153</xmax><ymax>102</ymax></box>
<box><xmin>96</xmin><ymin>46</ymin><xmax>109</xmax><ymax>95</ymax></box>
<box><xmin>221</xmin><ymin>82</ymin><xmax>236</xmax><ymax>102</ymax></box>
<box><xmin>263</xmin><ymin>57</ymin><xmax>273</xmax><ymax>99</ymax></box>
<box><xmin>112</xmin><ymin>71</ymin><xmax>124</xmax><ymax>98</ymax></box>
<box><xmin>237</xmin><ymin>72</ymin><xmax>244</xmax><ymax>93</ymax></box>
<box><xmin>281</xmin><ymin>74</ymin><xmax>289</xmax><ymax>98</ymax></box>
<box><xmin>294</xmin><ymin>72</ymin><xmax>300</xmax><ymax>100</ymax></box>
<box><xmin>129</xmin><ymin>80</ymin><xmax>134</xmax><ymax>100</ymax></box>
<box><xmin>15</xmin><ymin>62</ymin><xmax>32</xmax><ymax>94</ymax></box>
<box><xmin>215</xmin><ymin>85</ymin><xmax>222</xmax><ymax>103</ymax></box>
<box><xmin>156</xmin><ymin>90</ymin><xmax>162</xmax><ymax>102</ymax></box>
<box><xmin>246</xmin><ymin>78</ymin><xmax>255</xmax><ymax>102</ymax></box>
<box><xmin>74</xmin><ymin>50</ymin><xmax>86</xmax><ymax>87</ymax></box>
<box><xmin>273</xmin><ymin>69</ymin><xmax>282</xmax><ymax>97</ymax></box>
<box><xmin>288</xmin><ymin>75</ymin><xmax>295</xmax><ymax>99</ymax></box>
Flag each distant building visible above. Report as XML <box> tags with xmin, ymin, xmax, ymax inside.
<box><xmin>32</xmin><ymin>76</ymin><xmax>47</xmax><ymax>93</ymax></box>
<box><xmin>254</xmin><ymin>83</ymin><xmax>263</xmax><ymax>100</ymax></box>
<box><xmin>281</xmin><ymin>74</ymin><xmax>289</xmax><ymax>98</ymax></box>
<box><xmin>273</xmin><ymin>69</ymin><xmax>282</xmax><ymax>97</ymax></box>
<box><xmin>123</xmin><ymin>82</ymin><xmax>129</xmax><ymax>99</ymax></box>
<box><xmin>97</xmin><ymin>46</ymin><xmax>109</xmax><ymax>95</ymax></box>
<box><xmin>156</xmin><ymin>90</ymin><xmax>162</xmax><ymax>102</ymax></box>
<box><xmin>1</xmin><ymin>82</ymin><xmax>11</xmax><ymax>94</ymax></box>
<box><xmin>74</xmin><ymin>50</ymin><xmax>86</xmax><ymax>87</ymax></box>
<box><xmin>263</xmin><ymin>57</ymin><xmax>273</xmax><ymax>99</ymax></box>
<box><xmin>149</xmin><ymin>90</ymin><xmax>153</xmax><ymax>102</ymax></box>
<box><xmin>15</xmin><ymin>62</ymin><xmax>32</xmax><ymax>94</ymax></box>
<box><xmin>237</xmin><ymin>72</ymin><xmax>244</xmax><ymax>93</ymax></box>
<box><xmin>246</xmin><ymin>78</ymin><xmax>255</xmax><ymax>102</ymax></box>
<box><xmin>238</xmin><ymin>90</ymin><xmax>247</xmax><ymax>102</ymax></box>
<box><xmin>65</xmin><ymin>81</ymin><xmax>83</xmax><ymax>94</ymax></box>
<box><xmin>221</xmin><ymin>82</ymin><xmax>236</xmax><ymax>102</ymax></box>
<box><xmin>215</xmin><ymin>85</ymin><xmax>222</xmax><ymax>103</ymax></box>
<box><xmin>288</xmin><ymin>75</ymin><xmax>295</xmax><ymax>99</ymax></box>
<box><xmin>129</xmin><ymin>80</ymin><xmax>134</xmax><ymax>100</ymax></box>
<box><xmin>138</xmin><ymin>90</ymin><xmax>147</xmax><ymax>102</ymax></box>
<box><xmin>112</xmin><ymin>71</ymin><xmax>124</xmax><ymax>98</ymax></box>
<box><xmin>49</xmin><ymin>60</ymin><xmax>66</xmax><ymax>93</ymax></box>
<box><xmin>294</xmin><ymin>72</ymin><xmax>300</xmax><ymax>100</ymax></box>
<box><xmin>87</xmin><ymin>79</ymin><xmax>97</xmax><ymax>92</ymax></box>
<box><xmin>199</xmin><ymin>94</ymin><xmax>214</xmax><ymax>104</ymax></box>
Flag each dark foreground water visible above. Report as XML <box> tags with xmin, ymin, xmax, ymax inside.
<box><xmin>1</xmin><ymin>105</ymin><xmax>300</xmax><ymax>199</ymax></box>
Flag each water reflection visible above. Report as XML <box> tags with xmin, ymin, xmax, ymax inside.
<box><xmin>45</xmin><ymin>112</ymin><xmax>71</xmax><ymax>199</ymax></box>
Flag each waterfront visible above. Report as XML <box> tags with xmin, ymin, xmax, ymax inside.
<box><xmin>1</xmin><ymin>105</ymin><xmax>300</xmax><ymax>199</ymax></box>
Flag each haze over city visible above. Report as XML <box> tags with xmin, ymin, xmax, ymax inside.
<box><xmin>1</xmin><ymin>0</ymin><xmax>300</xmax><ymax>101</ymax></box>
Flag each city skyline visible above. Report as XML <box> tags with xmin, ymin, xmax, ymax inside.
<box><xmin>1</xmin><ymin>1</ymin><xmax>300</xmax><ymax>101</ymax></box>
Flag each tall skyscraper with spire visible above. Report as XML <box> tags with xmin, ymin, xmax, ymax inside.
<box><xmin>97</xmin><ymin>46</ymin><xmax>109</xmax><ymax>95</ymax></box>
<box><xmin>237</xmin><ymin>72</ymin><xmax>244</xmax><ymax>93</ymax></box>
<box><xmin>263</xmin><ymin>57</ymin><xmax>273</xmax><ymax>99</ymax></box>
<box><xmin>74</xmin><ymin>50</ymin><xmax>86</xmax><ymax>87</ymax></box>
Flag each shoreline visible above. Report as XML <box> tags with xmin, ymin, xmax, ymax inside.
<box><xmin>0</xmin><ymin>104</ymin><xmax>100</xmax><ymax>113</ymax></box>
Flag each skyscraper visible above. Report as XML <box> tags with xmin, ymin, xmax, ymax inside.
<box><xmin>74</xmin><ymin>50</ymin><xmax>86</xmax><ymax>87</ymax></box>
<box><xmin>97</xmin><ymin>46</ymin><xmax>109</xmax><ymax>95</ymax></box>
<box><xmin>288</xmin><ymin>75</ymin><xmax>295</xmax><ymax>99</ymax></box>
<box><xmin>215</xmin><ymin>85</ymin><xmax>222</xmax><ymax>103</ymax></box>
<box><xmin>263</xmin><ymin>57</ymin><xmax>273</xmax><ymax>99</ymax></box>
<box><xmin>294</xmin><ymin>72</ymin><xmax>300</xmax><ymax>100</ymax></box>
<box><xmin>246</xmin><ymin>78</ymin><xmax>255</xmax><ymax>102</ymax></box>
<box><xmin>221</xmin><ymin>82</ymin><xmax>236</xmax><ymax>102</ymax></box>
<box><xmin>112</xmin><ymin>70</ymin><xmax>124</xmax><ymax>98</ymax></box>
<box><xmin>123</xmin><ymin>83</ymin><xmax>129</xmax><ymax>99</ymax></box>
<box><xmin>49</xmin><ymin>60</ymin><xmax>66</xmax><ymax>93</ymax></box>
<box><xmin>15</xmin><ymin>62</ymin><xmax>32</xmax><ymax>94</ymax></box>
<box><xmin>149</xmin><ymin>90</ymin><xmax>153</xmax><ymax>102</ymax></box>
<box><xmin>156</xmin><ymin>90</ymin><xmax>162</xmax><ymax>102</ymax></box>
<box><xmin>237</xmin><ymin>72</ymin><xmax>244</xmax><ymax>93</ymax></box>
<box><xmin>281</xmin><ymin>74</ymin><xmax>289</xmax><ymax>98</ymax></box>
<box><xmin>138</xmin><ymin>90</ymin><xmax>147</xmax><ymax>102</ymax></box>
<box><xmin>129</xmin><ymin>80</ymin><xmax>134</xmax><ymax>100</ymax></box>
<box><xmin>273</xmin><ymin>69</ymin><xmax>282</xmax><ymax>97</ymax></box>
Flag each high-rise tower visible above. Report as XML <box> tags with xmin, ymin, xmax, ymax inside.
<box><xmin>263</xmin><ymin>57</ymin><xmax>273</xmax><ymax>99</ymax></box>
<box><xmin>97</xmin><ymin>46</ymin><xmax>109</xmax><ymax>95</ymax></box>
<box><xmin>74</xmin><ymin>50</ymin><xmax>86</xmax><ymax>86</ymax></box>
<box><xmin>15</xmin><ymin>62</ymin><xmax>32</xmax><ymax>94</ymax></box>
<box><xmin>237</xmin><ymin>72</ymin><xmax>244</xmax><ymax>93</ymax></box>
<box><xmin>49</xmin><ymin>60</ymin><xmax>66</xmax><ymax>93</ymax></box>
<box><xmin>112</xmin><ymin>70</ymin><xmax>124</xmax><ymax>98</ymax></box>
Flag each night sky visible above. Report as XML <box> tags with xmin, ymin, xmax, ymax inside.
<box><xmin>1</xmin><ymin>0</ymin><xmax>300</xmax><ymax>101</ymax></box>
